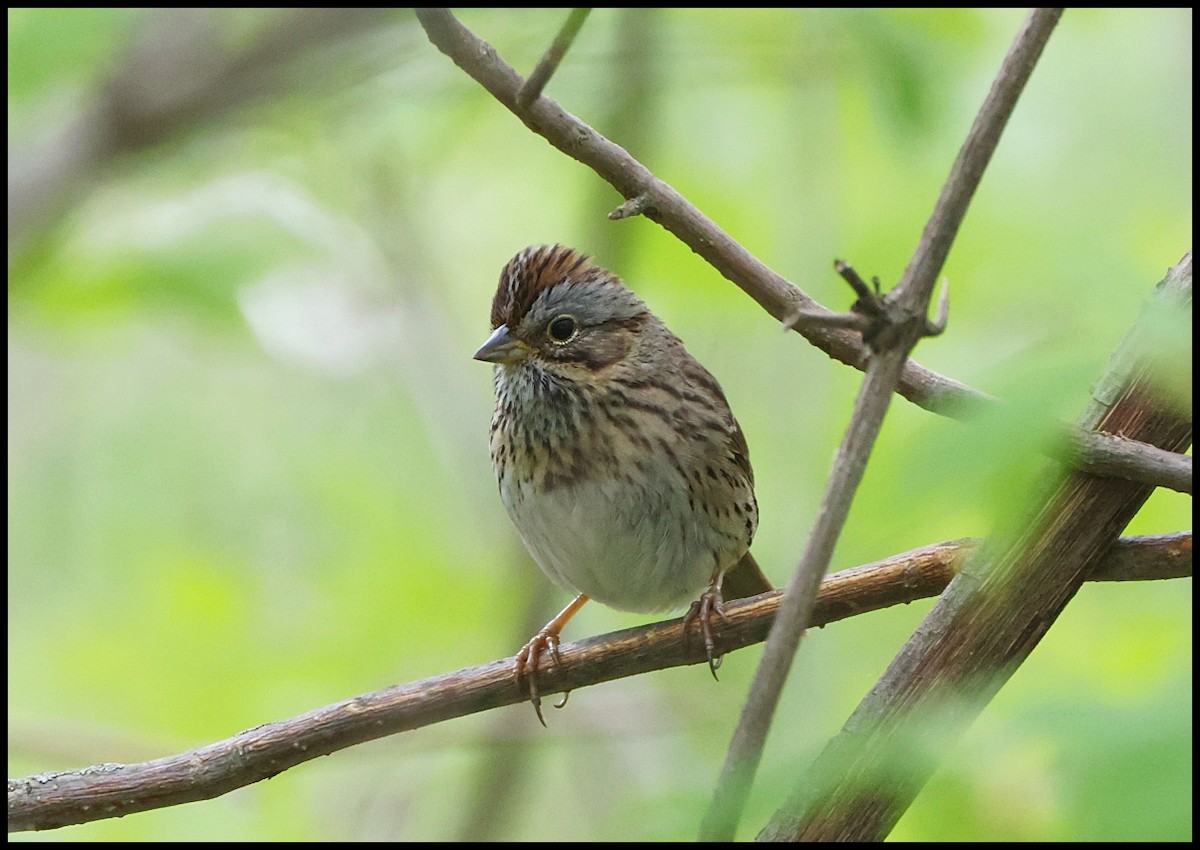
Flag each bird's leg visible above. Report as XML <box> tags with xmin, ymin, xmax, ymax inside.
<box><xmin>515</xmin><ymin>593</ymin><xmax>588</xmax><ymax>726</ymax></box>
<box><xmin>683</xmin><ymin>571</ymin><xmax>730</xmax><ymax>680</ymax></box>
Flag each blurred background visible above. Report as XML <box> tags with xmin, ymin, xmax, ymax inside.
<box><xmin>7</xmin><ymin>8</ymin><xmax>1191</xmax><ymax>841</ymax></box>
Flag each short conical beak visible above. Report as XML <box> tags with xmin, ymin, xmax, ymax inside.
<box><xmin>473</xmin><ymin>324</ymin><xmax>530</xmax><ymax>364</ymax></box>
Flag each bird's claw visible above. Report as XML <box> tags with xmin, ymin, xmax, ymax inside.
<box><xmin>683</xmin><ymin>588</ymin><xmax>730</xmax><ymax>680</ymax></box>
<box><xmin>515</xmin><ymin>628</ymin><xmax>569</xmax><ymax>726</ymax></box>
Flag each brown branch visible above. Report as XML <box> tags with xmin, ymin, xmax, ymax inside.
<box><xmin>1067</xmin><ymin>429</ymin><xmax>1191</xmax><ymax>494</ymax></box>
<box><xmin>761</xmin><ymin>252</ymin><xmax>1192</xmax><ymax>841</ymax></box>
<box><xmin>702</xmin><ymin>9</ymin><xmax>1066</xmax><ymax>840</ymax></box>
<box><xmin>412</xmin><ymin>9</ymin><xmax>1187</xmax><ymax>498</ymax></box>
<box><xmin>8</xmin><ymin>532</ymin><xmax>1188</xmax><ymax>833</ymax></box>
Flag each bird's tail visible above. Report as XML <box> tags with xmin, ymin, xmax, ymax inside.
<box><xmin>722</xmin><ymin>550</ymin><xmax>772</xmax><ymax>600</ymax></box>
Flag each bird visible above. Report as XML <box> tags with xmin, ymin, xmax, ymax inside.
<box><xmin>474</xmin><ymin>244</ymin><xmax>772</xmax><ymax>723</ymax></box>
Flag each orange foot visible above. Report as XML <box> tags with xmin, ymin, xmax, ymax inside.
<box><xmin>514</xmin><ymin>594</ymin><xmax>588</xmax><ymax>726</ymax></box>
<box><xmin>514</xmin><ymin>627</ymin><xmax>569</xmax><ymax>727</ymax></box>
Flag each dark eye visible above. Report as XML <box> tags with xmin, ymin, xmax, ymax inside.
<box><xmin>547</xmin><ymin>315</ymin><xmax>577</xmax><ymax>342</ymax></box>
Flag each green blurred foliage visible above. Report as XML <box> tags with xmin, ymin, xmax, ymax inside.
<box><xmin>7</xmin><ymin>7</ymin><xmax>1191</xmax><ymax>841</ymax></box>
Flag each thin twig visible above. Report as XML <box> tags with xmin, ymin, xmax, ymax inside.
<box><xmin>517</xmin><ymin>8</ymin><xmax>592</xmax><ymax>108</ymax></box>
<box><xmin>8</xmin><ymin>533</ymin><xmax>1188</xmax><ymax>833</ymax></box>
<box><xmin>924</xmin><ymin>278</ymin><xmax>951</xmax><ymax>337</ymax></box>
<box><xmin>781</xmin><ymin>309</ymin><xmax>872</xmax><ymax>333</ymax></box>
<box><xmin>835</xmin><ymin>259</ymin><xmax>884</xmax><ymax>311</ymax></box>
<box><xmin>781</xmin><ymin>260</ymin><xmax>886</xmax><ymax>336</ymax></box>
<box><xmin>701</xmin><ymin>8</ymin><xmax>1065</xmax><ymax>840</ymax></box>
<box><xmin>1067</xmin><ymin>424</ymin><xmax>1192</xmax><ymax>494</ymax></box>
<box><xmin>608</xmin><ymin>193</ymin><xmax>651</xmax><ymax>220</ymax></box>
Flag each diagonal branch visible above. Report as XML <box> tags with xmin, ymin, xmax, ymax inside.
<box><xmin>8</xmin><ymin>533</ymin><xmax>1188</xmax><ymax>833</ymax></box>
<box><xmin>761</xmin><ymin>252</ymin><xmax>1192</xmax><ymax>841</ymax></box>
<box><xmin>701</xmin><ymin>9</ymin><xmax>1065</xmax><ymax>840</ymax></box>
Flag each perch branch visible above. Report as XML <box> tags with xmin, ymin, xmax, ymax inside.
<box><xmin>8</xmin><ymin>532</ymin><xmax>1188</xmax><ymax>833</ymax></box>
